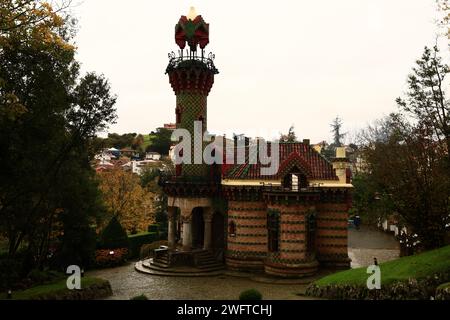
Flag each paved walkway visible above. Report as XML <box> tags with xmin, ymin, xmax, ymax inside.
<box><xmin>348</xmin><ymin>225</ymin><xmax>399</xmax><ymax>268</ymax></box>
<box><xmin>87</xmin><ymin>225</ymin><xmax>400</xmax><ymax>300</ymax></box>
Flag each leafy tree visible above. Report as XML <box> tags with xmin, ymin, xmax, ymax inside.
<box><xmin>396</xmin><ymin>46</ymin><xmax>449</xmax><ymax>164</ymax></box>
<box><xmin>358</xmin><ymin>47</ymin><xmax>450</xmax><ymax>250</ymax></box>
<box><xmin>103</xmin><ymin>133</ymin><xmax>136</xmax><ymax>149</ymax></box>
<box><xmin>279</xmin><ymin>125</ymin><xmax>297</xmax><ymax>143</ymax></box>
<box><xmin>0</xmin><ymin>0</ymin><xmax>117</xmax><ymax>272</ymax></box>
<box><xmin>97</xmin><ymin>168</ymin><xmax>154</xmax><ymax>233</ymax></box>
<box><xmin>131</xmin><ymin>134</ymin><xmax>145</xmax><ymax>151</ymax></box>
<box><xmin>147</xmin><ymin>127</ymin><xmax>172</xmax><ymax>155</ymax></box>
<box><xmin>437</xmin><ymin>0</ymin><xmax>449</xmax><ymax>39</ymax></box>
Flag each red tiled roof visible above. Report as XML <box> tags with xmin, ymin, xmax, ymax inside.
<box><xmin>223</xmin><ymin>142</ymin><xmax>338</xmax><ymax>180</ymax></box>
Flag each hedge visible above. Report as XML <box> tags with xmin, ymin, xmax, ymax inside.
<box><xmin>306</xmin><ymin>272</ymin><xmax>450</xmax><ymax>300</ymax></box>
<box><xmin>128</xmin><ymin>232</ymin><xmax>159</xmax><ymax>259</ymax></box>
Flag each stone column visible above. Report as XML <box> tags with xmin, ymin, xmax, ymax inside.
<box><xmin>181</xmin><ymin>209</ymin><xmax>193</xmax><ymax>251</ymax></box>
<box><xmin>167</xmin><ymin>207</ymin><xmax>176</xmax><ymax>249</ymax></box>
<box><xmin>203</xmin><ymin>208</ymin><xmax>213</xmax><ymax>251</ymax></box>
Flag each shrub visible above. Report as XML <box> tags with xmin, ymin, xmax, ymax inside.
<box><xmin>128</xmin><ymin>232</ymin><xmax>158</xmax><ymax>259</ymax></box>
<box><xmin>0</xmin><ymin>258</ymin><xmax>21</xmax><ymax>291</ymax></box>
<box><xmin>139</xmin><ymin>240</ymin><xmax>168</xmax><ymax>259</ymax></box>
<box><xmin>99</xmin><ymin>216</ymin><xmax>129</xmax><ymax>249</ymax></box>
<box><xmin>239</xmin><ymin>289</ymin><xmax>263</xmax><ymax>300</ymax></box>
<box><xmin>27</xmin><ymin>270</ymin><xmax>64</xmax><ymax>286</ymax></box>
<box><xmin>130</xmin><ymin>294</ymin><xmax>148</xmax><ymax>300</ymax></box>
<box><xmin>306</xmin><ymin>272</ymin><xmax>450</xmax><ymax>300</ymax></box>
<box><xmin>95</xmin><ymin>248</ymin><xmax>129</xmax><ymax>268</ymax></box>
<box><xmin>147</xmin><ymin>224</ymin><xmax>159</xmax><ymax>233</ymax></box>
<box><xmin>436</xmin><ymin>282</ymin><xmax>450</xmax><ymax>300</ymax></box>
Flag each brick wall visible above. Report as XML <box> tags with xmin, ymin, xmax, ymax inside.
<box><xmin>315</xmin><ymin>202</ymin><xmax>350</xmax><ymax>267</ymax></box>
<box><xmin>225</xmin><ymin>201</ymin><xmax>267</xmax><ymax>270</ymax></box>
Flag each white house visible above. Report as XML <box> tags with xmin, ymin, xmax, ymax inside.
<box><xmin>145</xmin><ymin>152</ymin><xmax>161</xmax><ymax>161</ymax></box>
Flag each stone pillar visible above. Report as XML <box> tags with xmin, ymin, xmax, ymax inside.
<box><xmin>167</xmin><ymin>207</ymin><xmax>177</xmax><ymax>249</ymax></box>
<box><xmin>180</xmin><ymin>209</ymin><xmax>193</xmax><ymax>251</ymax></box>
<box><xmin>203</xmin><ymin>208</ymin><xmax>213</xmax><ymax>251</ymax></box>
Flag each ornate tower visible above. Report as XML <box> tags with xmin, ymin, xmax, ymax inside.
<box><xmin>166</xmin><ymin>7</ymin><xmax>219</xmax><ymax>178</ymax></box>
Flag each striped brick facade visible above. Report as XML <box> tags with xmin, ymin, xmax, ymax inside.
<box><xmin>226</xmin><ymin>201</ymin><xmax>267</xmax><ymax>270</ymax></box>
<box><xmin>224</xmin><ymin>200</ymin><xmax>350</xmax><ymax>276</ymax></box>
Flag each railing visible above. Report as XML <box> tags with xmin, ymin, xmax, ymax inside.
<box><xmin>166</xmin><ymin>51</ymin><xmax>218</xmax><ymax>74</ymax></box>
<box><xmin>261</xmin><ymin>183</ymin><xmax>319</xmax><ymax>194</ymax></box>
<box><xmin>158</xmin><ymin>171</ymin><xmax>220</xmax><ymax>186</ymax></box>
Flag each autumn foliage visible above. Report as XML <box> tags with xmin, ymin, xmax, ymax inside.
<box><xmin>97</xmin><ymin>167</ymin><xmax>155</xmax><ymax>233</ymax></box>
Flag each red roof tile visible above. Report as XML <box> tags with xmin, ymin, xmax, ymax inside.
<box><xmin>223</xmin><ymin>142</ymin><xmax>338</xmax><ymax>180</ymax></box>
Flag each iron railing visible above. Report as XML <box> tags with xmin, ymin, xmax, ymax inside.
<box><xmin>166</xmin><ymin>50</ymin><xmax>218</xmax><ymax>74</ymax></box>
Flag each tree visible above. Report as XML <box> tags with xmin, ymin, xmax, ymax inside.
<box><xmin>279</xmin><ymin>125</ymin><xmax>297</xmax><ymax>143</ymax></box>
<box><xmin>103</xmin><ymin>133</ymin><xmax>136</xmax><ymax>149</ymax></box>
<box><xmin>132</xmin><ymin>134</ymin><xmax>145</xmax><ymax>151</ymax></box>
<box><xmin>97</xmin><ymin>168</ymin><xmax>154</xmax><ymax>233</ymax></box>
<box><xmin>361</xmin><ymin>114</ymin><xmax>449</xmax><ymax>250</ymax></box>
<box><xmin>396</xmin><ymin>46</ymin><xmax>449</xmax><ymax>164</ymax></box>
<box><xmin>357</xmin><ymin>46</ymin><xmax>450</xmax><ymax>250</ymax></box>
<box><xmin>147</xmin><ymin>127</ymin><xmax>172</xmax><ymax>155</ymax></box>
<box><xmin>0</xmin><ymin>0</ymin><xmax>117</xmax><ymax>272</ymax></box>
<box><xmin>437</xmin><ymin>0</ymin><xmax>450</xmax><ymax>40</ymax></box>
<box><xmin>330</xmin><ymin>116</ymin><xmax>346</xmax><ymax>147</ymax></box>
<box><xmin>98</xmin><ymin>216</ymin><xmax>129</xmax><ymax>249</ymax></box>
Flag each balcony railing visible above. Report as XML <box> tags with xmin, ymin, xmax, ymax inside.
<box><xmin>166</xmin><ymin>50</ymin><xmax>219</xmax><ymax>74</ymax></box>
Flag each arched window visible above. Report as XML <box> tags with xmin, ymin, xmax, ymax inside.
<box><xmin>229</xmin><ymin>221</ymin><xmax>236</xmax><ymax>237</ymax></box>
<box><xmin>283</xmin><ymin>166</ymin><xmax>308</xmax><ymax>191</ymax></box>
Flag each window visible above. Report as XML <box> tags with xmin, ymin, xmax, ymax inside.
<box><xmin>283</xmin><ymin>167</ymin><xmax>308</xmax><ymax>191</ymax></box>
<box><xmin>267</xmin><ymin>211</ymin><xmax>280</xmax><ymax>252</ymax></box>
<box><xmin>306</xmin><ymin>212</ymin><xmax>316</xmax><ymax>255</ymax></box>
<box><xmin>229</xmin><ymin>221</ymin><xmax>236</xmax><ymax>237</ymax></box>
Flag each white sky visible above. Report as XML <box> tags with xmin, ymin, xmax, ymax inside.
<box><xmin>73</xmin><ymin>0</ymin><xmax>447</xmax><ymax>143</ymax></box>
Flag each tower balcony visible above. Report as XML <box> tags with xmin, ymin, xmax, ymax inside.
<box><xmin>166</xmin><ymin>51</ymin><xmax>219</xmax><ymax>75</ymax></box>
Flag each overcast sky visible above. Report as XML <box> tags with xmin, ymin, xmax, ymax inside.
<box><xmin>73</xmin><ymin>0</ymin><xmax>447</xmax><ymax>143</ymax></box>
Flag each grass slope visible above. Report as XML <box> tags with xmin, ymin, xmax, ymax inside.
<box><xmin>12</xmin><ymin>277</ymin><xmax>107</xmax><ymax>300</ymax></box>
<box><xmin>315</xmin><ymin>245</ymin><xmax>450</xmax><ymax>287</ymax></box>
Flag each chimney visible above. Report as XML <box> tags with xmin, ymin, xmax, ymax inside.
<box><xmin>332</xmin><ymin>147</ymin><xmax>349</xmax><ymax>184</ymax></box>
<box><xmin>336</xmin><ymin>146</ymin><xmax>346</xmax><ymax>158</ymax></box>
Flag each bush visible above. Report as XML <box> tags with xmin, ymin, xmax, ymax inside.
<box><xmin>436</xmin><ymin>282</ymin><xmax>450</xmax><ymax>300</ymax></box>
<box><xmin>95</xmin><ymin>248</ymin><xmax>129</xmax><ymax>268</ymax></box>
<box><xmin>130</xmin><ymin>294</ymin><xmax>148</xmax><ymax>300</ymax></box>
<box><xmin>27</xmin><ymin>270</ymin><xmax>64</xmax><ymax>286</ymax></box>
<box><xmin>139</xmin><ymin>240</ymin><xmax>168</xmax><ymax>259</ymax></box>
<box><xmin>98</xmin><ymin>216</ymin><xmax>129</xmax><ymax>249</ymax></box>
<box><xmin>147</xmin><ymin>224</ymin><xmax>159</xmax><ymax>233</ymax></box>
<box><xmin>239</xmin><ymin>289</ymin><xmax>263</xmax><ymax>300</ymax></box>
<box><xmin>128</xmin><ymin>232</ymin><xmax>158</xmax><ymax>259</ymax></box>
<box><xmin>0</xmin><ymin>258</ymin><xmax>21</xmax><ymax>291</ymax></box>
<box><xmin>306</xmin><ymin>272</ymin><xmax>450</xmax><ymax>300</ymax></box>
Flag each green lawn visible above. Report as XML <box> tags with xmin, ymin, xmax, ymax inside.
<box><xmin>11</xmin><ymin>277</ymin><xmax>108</xmax><ymax>300</ymax></box>
<box><xmin>315</xmin><ymin>245</ymin><xmax>450</xmax><ymax>287</ymax></box>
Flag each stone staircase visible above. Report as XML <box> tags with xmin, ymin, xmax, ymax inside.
<box><xmin>194</xmin><ymin>250</ymin><xmax>224</xmax><ymax>271</ymax></box>
<box><xmin>135</xmin><ymin>249</ymin><xmax>225</xmax><ymax>277</ymax></box>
